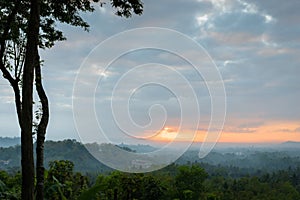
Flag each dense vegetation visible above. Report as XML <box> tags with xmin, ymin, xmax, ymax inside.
<box><xmin>1</xmin><ymin>160</ymin><xmax>300</xmax><ymax>200</ymax></box>
<box><xmin>1</xmin><ymin>139</ymin><xmax>300</xmax><ymax>199</ymax></box>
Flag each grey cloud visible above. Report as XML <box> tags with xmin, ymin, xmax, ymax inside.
<box><xmin>275</xmin><ymin>127</ymin><xmax>300</xmax><ymax>133</ymax></box>
<box><xmin>238</xmin><ymin>121</ymin><xmax>264</xmax><ymax>129</ymax></box>
<box><xmin>251</xmin><ymin>0</ymin><xmax>300</xmax><ymax>44</ymax></box>
<box><xmin>211</xmin><ymin>12</ymin><xmax>268</xmax><ymax>35</ymax></box>
<box><xmin>1</xmin><ymin>0</ymin><xmax>299</xmax><ymax>140</ymax></box>
<box><xmin>224</xmin><ymin>127</ymin><xmax>257</xmax><ymax>133</ymax></box>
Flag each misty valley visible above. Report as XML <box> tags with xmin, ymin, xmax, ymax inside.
<box><xmin>1</xmin><ymin>138</ymin><xmax>300</xmax><ymax>199</ymax></box>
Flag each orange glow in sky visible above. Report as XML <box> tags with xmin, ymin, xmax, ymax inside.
<box><xmin>150</xmin><ymin>121</ymin><xmax>300</xmax><ymax>143</ymax></box>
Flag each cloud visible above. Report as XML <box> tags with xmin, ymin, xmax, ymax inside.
<box><xmin>1</xmin><ymin>0</ymin><xmax>299</xmax><ymax>142</ymax></box>
<box><xmin>238</xmin><ymin>121</ymin><xmax>264</xmax><ymax>129</ymax></box>
<box><xmin>275</xmin><ymin>127</ymin><xmax>300</xmax><ymax>133</ymax></box>
<box><xmin>224</xmin><ymin>127</ymin><xmax>257</xmax><ymax>133</ymax></box>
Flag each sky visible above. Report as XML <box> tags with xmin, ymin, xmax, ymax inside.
<box><xmin>1</xmin><ymin>0</ymin><xmax>300</xmax><ymax>145</ymax></box>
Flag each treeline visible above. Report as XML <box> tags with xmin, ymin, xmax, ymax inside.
<box><xmin>1</xmin><ymin>160</ymin><xmax>300</xmax><ymax>200</ymax></box>
<box><xmin>0</xmin><ymin>140</ymin><xmax>110</xmax><ymax>173</ymax></box>
<box><xmin>0</xmin><ymin>137</ymin><xmax>20</xmax><ymax>148</ymax></box>
<box><xmin>1</xmin><ymin>139</ymin><xmax>300</xmax><ymax>176</ymax></box>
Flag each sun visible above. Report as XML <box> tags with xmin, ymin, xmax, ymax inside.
<box><xmin>150</xmin><ymin>126</ymin><xmax>178</xmax><ymax>141</ymax></box>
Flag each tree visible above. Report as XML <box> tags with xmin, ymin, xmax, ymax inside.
<box><xmin>0</xmin><ymin>0</ymin><xmax>143</xmax><ymax>199</ymax></box>
<box><xmin>0</xmin><ymin>170</ymin><xmax>22</xmax><ymax>199</ymax></box>
<box><xmin>79</xmin><ymin>172</ymin><xmax>166</xmax><ymax>200</ymax></box>
<box><xmin>0</xmin><ymin>0</ymin><xmax>39</xmax><ymax>198</ymax></box>
<box><xmin>21</xmin><ymin>0</ymin><xmax>40</xmax><ymax>199</ymax></box>
<box><xmin>140</xmin><ymin>175</ymin><xmax>166</xmax><ymax>199</ymax></box>
<box><xmin>175</xmin><ymin>165</ymin><xmax>208</xmax><ymax>200</ymax></box>
<box><xmin>45</xmin><ymin>160</ymin><xmax>89</xmax><ymax>200</ymax></box>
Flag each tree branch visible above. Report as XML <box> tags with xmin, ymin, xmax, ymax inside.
<box><xmin>0</xmin><ymin>1</ymin><xmax>22</xmax><ymax>126</ymax></box>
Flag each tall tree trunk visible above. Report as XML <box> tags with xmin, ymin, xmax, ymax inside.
<box><xmin>114</xmin><ymin>188</ymin><xmax>118</xmax><ymax>200</ymax></box>
<box><xmin>21</xmin><ymin>0</ymin><xmax>40</xmax><ymax>199</ymax></box>
<box><xmin>0</xmin><ymin>2</ymin><xmax>22</xmax><ymax>126</ymax></box>
<box><xmin>35</xmin><ymin>56</ymin><xmax>49</xmax><ymax>200</ymax></box>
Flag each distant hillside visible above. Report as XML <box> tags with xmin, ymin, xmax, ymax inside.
<box><xmin>0</xmin><ymin>139</ymin><xmax>156</xmax><ymax>173</ymax></box>
<box><xmin>118</xmin><ymin>143</ymin><xmax>157</xmax><ymax>153</ymax></box>
<box><xmin>0</xmin><ymin>139</ymin><xmax>111</xmax><ymax>173</ymax></box>
<box><xmin>1</xmin><ymin>139</ymin><xmax>300</xmax><ymax>177</ymax></box>
<box><xmin>0</xmin><ymin>137</ymin><xmax>20</xmax><ymax>147</ymax></box>
<box><xmin>279</xmin><ymin>141</ymin><xmax>300</xmax><ymax>148</ymax></box>
<box><xmin>282</xmin><ymin>141</ymin><xmax>300</xmax><ymax>145</ymax></box>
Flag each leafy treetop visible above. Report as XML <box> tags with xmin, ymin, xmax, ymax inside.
<box><xmin>0</xmin><ymin>0</ymin><xmax>143</xmax><ymax>49</ymax></box>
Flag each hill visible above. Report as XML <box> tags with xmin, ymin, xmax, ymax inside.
<box><xmin>0</xmin><ymin>137</ymin><xmax>20</xmax><ymax>147</ymax></box>
<box><xmin>280</xmin><ymin>141</ymin><xmax>300</xmax><ymax>147</ymax></box>
<box><xmin>1</xmin><ymin>139</ymin><xmax>300</xmax><ymax>177</ymax></box>
<box><xmin>0</xmin><ymin>139</ymin><xmax>111</xmax><ymax>173</ymax></box>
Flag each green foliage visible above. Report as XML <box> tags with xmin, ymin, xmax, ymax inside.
<box><xmin>77</xmin><ymin>164</ymin><xmax>300</xmax><ymax>200</ymax></box>
<box><xmin>45</xmin><ymin>160</ymin><xmax>88</xmax><ymax>200</ymax></box>
<box><xmin>1</xmin><ymin>140</ymin><xmax>300</xmax><ymax>199</ymax></box>
<box><xmin>0</xmin><ymin>140</ymin><xmax>111</xmax><ymax>173</ymax></box>
<box><xmin>1</xmin><ymin>0</ymin><xmax>143</xmax><ymax>50</ymax></box>
<box><xmin>111</xmin><ymin>0</ymin><xmax>143</xmax><ymax>17</ymax></box>
<box><xmin>175</xmin><ymin>165</ymin><xmax>208</xmax><ymax>200</ymax></box>
<box><xmin>1</xmin><ymin>162</ymin><xmax>300</xmax><ymax>200</ymax></box>
<box><xmin>0</xmin><ymin>170</ymin><xmax>21</xmax><ymax>199</ymax></box>
<box><xmin>79</xmin><ymin>172</ymin><xmax>165</xmax><ymax>200</ymax></box>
